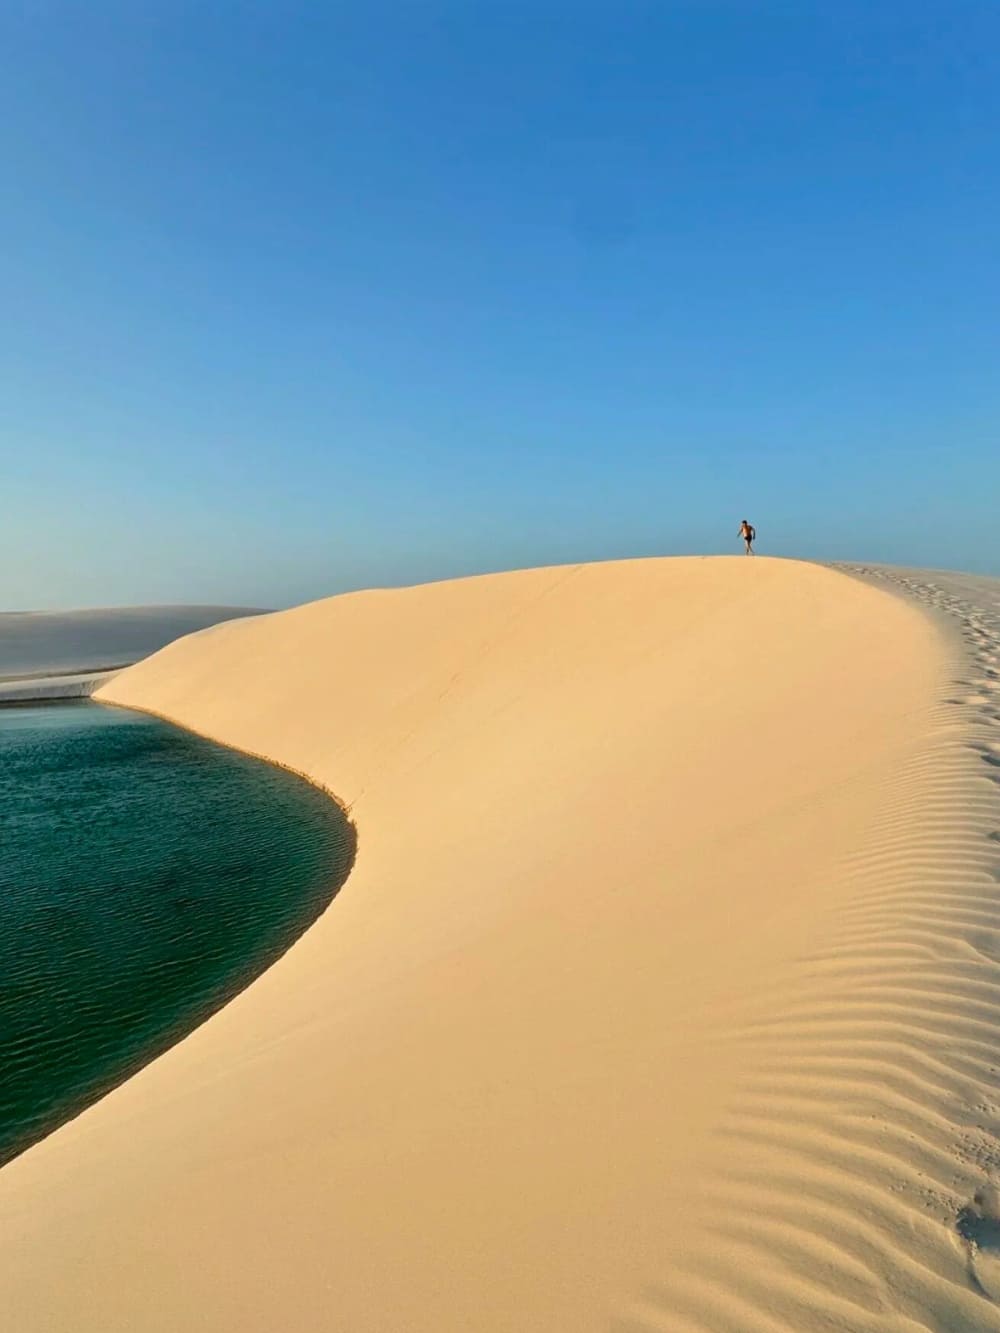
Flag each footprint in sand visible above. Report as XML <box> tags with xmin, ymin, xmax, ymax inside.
<box><xmin>958</xmin><ymin>1186</ymin><xmax>1000</xmax><ymax>1300</ymax></box>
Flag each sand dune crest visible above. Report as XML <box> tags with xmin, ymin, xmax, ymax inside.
<box><xmin>2</xmin><ymin>556</ymin><xmax>999</xmax><ymax>1330</ymax></box>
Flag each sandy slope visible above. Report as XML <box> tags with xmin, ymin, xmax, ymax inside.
<box><xmin>0</xmin><ymin>605</ymin><xmax>265</xmax><ymax>702</ymax></box>
<box><xmin>0</xmin><ymin>605</ymin><xmax>266</xmax><ymax>677</ymax></box>
<box><xmin>3</xmin><ymin>556</ymin><xmax>999</xmax><ymax>1330</ymax></box>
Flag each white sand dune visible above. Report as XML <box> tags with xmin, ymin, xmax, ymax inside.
<box><xmin>2</xmin><ymin>555</ymin><xmax>1000</xmax><ymax>1330</ymax></box>
<box><xmin>0</xmin><ymin>604</ymin><xmax>265</xmax><ymax>702</ymax></box>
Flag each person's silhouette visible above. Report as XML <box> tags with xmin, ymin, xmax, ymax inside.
<box><xmin>738</xmin><ymin>519</ymin><xmax>756</xmax><ymax>555</ymax></box>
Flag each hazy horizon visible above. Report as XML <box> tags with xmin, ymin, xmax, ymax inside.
<box><xmin>2</xmin><ymin>552</ymin><xmax>999</xmax><ymax>617</ymax></box>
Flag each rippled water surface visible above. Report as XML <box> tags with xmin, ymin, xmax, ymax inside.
<box><xmin>0</xmin><ymin>702</ymin><xmax>354</xmax><ymax>1165</ymax></box>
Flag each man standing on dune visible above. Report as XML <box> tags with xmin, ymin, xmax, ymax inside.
<box><xmin>739</xmin><ymin>519</ymin><xmax>756</xmax><ymax>554</ymax></box>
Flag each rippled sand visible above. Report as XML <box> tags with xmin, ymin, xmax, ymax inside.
<box><xmin>2</xmin><ymin>556</ymin><xmax>999</xmax><ymax>1331</ymax></box>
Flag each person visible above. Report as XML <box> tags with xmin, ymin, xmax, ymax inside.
<box><xmin>739</xmin><ymin>519</ymin><xmax>756</xmax><ymax>555</ymax></box>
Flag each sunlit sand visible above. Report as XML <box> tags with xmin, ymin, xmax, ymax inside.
<box><xmin>2</xmin><ymin>556</ymin><xmax>999</xmax><ymax>1330</ymax></box>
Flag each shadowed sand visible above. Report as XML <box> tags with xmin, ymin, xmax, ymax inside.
<box><xmin>2</xmin><ymin>556</ymin><xmax>999</xmax><ymax>1330</ymax></box>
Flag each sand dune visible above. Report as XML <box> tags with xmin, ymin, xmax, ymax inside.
<box><xmin>3</xmin><ymin>556</ymin><xmax>1000</xmax><ymax>1330</ymax></box>
<box><xmin>0</xmin><ymin>605</ymin><xmax>265</xmax><ymax>703</ymax></box>
<box><xmin>0</xmin><ymin>604</ymin><xmax>266</xmax><ymax>677</ymax></box>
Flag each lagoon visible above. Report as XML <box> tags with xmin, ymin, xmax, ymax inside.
<box><xmin>0</xmin><ymin>702</ymin><xmax>353</xmax><ymax>1165</ymax></box>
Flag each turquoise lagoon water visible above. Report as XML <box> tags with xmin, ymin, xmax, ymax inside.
<box><xmin>0</xmin><ymin>702</ymin><xmax>354</xmax><ymax>1165</ymax></box>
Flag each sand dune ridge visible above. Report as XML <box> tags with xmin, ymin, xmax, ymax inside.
<box><xmin>1</xmin><ymin>556</ymin><xmax>999</xmax><ymax>1331</ymax></box>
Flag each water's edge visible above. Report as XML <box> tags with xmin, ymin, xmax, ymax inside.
<box><xmin>0</xmin><ymin>701</ymin><xmax>357</xmax><ymax>1166</ymax></box>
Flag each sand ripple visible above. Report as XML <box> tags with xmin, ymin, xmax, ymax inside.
<box><xmin>620</xmin><ymin>567</ymin><xmax>1000</xmax><ymax>1331</ymax></box>
<box><xmin>2</xmin><ymin>558</ymin><xmax>998</xmax><ymax>1332</ymax></box>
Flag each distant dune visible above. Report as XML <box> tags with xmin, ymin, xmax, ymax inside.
<box><xmin>2</xmin><ymin>556</ymin><xmax>1000</xmax><ymax>1330</ymax></box>
<box><xmin>0</xmin><ymin>605</ymin><xmax>266</xmax><ymax>702</ymax></box>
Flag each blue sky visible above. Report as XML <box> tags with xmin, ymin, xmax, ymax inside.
<box><xmin>2</xmin><ymin>2</ymin><xmax>997</xmax><ymax>608</ymax></box>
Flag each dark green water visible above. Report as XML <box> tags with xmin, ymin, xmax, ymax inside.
<box><xmin>0</xmin><ymin>701</ymin><xmax>355</xmax><ymax>1166</ymax></box>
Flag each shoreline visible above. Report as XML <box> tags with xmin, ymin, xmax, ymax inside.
<box><xmin>0</xmin><ymin>671</ymin><xmax>119</xmax><ymax>706</ymax></box>
<box><xmin>0</xmin><ymin>605</ymin><xmax>267</xmax><ymax>707</ymax></box>
<box><xmin>88</xmin><ymin>692</ymin><xmax>358</xmax><ymax>819</ymax></box>
<box><xmin>0</xmin><ymin>703</ymin><xmax>355</xmax><ymax>1167</ymax></box>
<box><xmin>2</xmin><ymin>556</ymin><xmax>998</xmax><ymax>1330</ymax></box>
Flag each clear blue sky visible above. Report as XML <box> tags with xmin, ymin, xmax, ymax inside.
<box><xmin>2</xmin><ymin>2</ymin><xmax>997</xmax><ymax>609</ymax></box>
